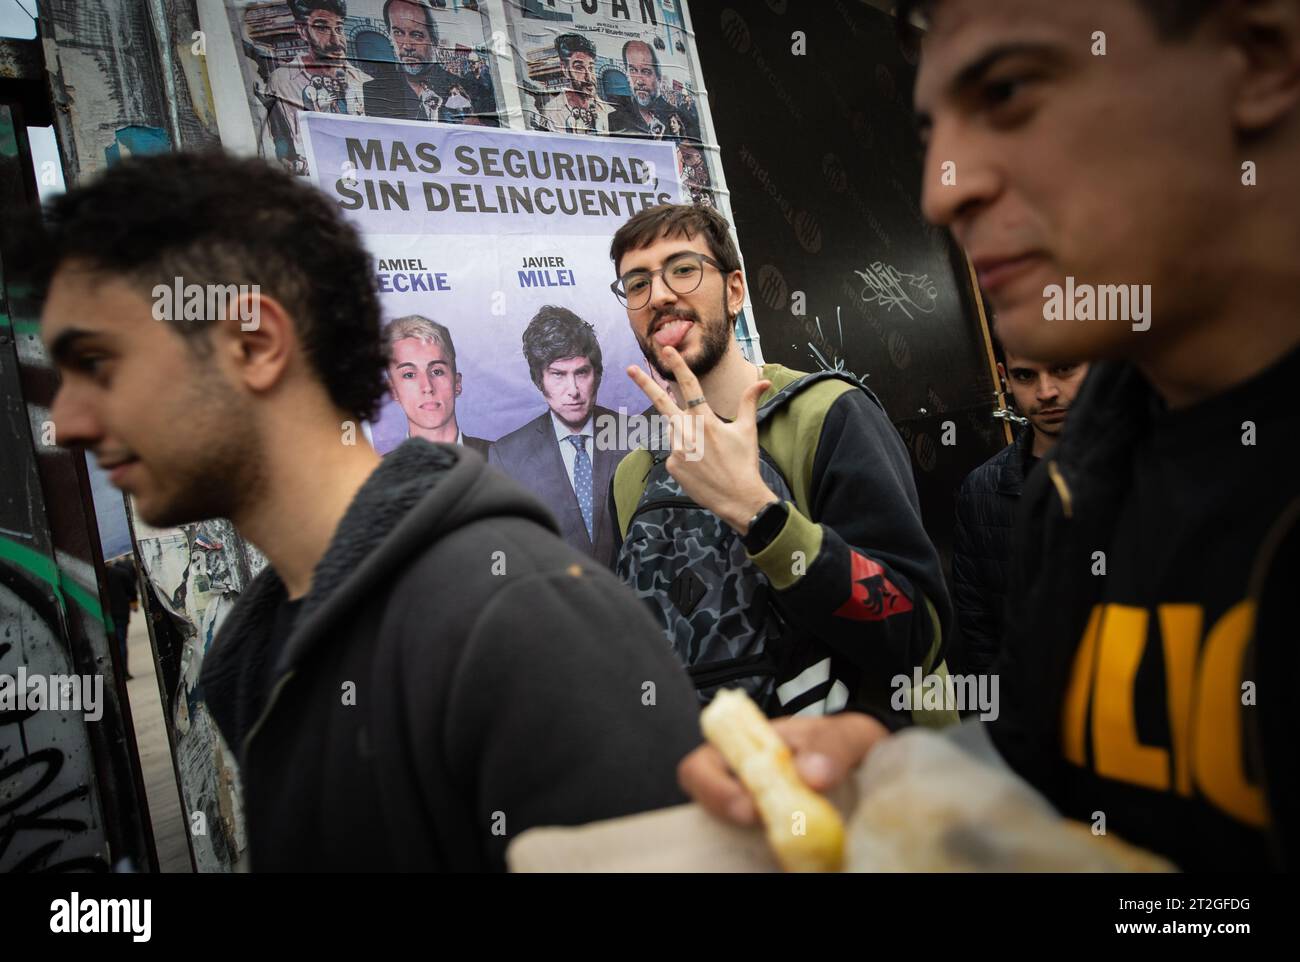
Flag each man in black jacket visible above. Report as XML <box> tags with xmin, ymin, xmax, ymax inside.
<box><xmin>681</xmin><ymin>0</ymin><xmax>1299</xmax><ymax>872</ymax></box>
<box><xmin>363</xmin><ymin>0</ymin><xmax>496</xmax><ymax>126</ymax></box>
<box><xmin>26</xmin><ymin>151</ymin><xmax>699</xmax><ymax>871</ymax></box>
<box><xmin>608</xmin><ymin>40</ymin><xmax>701</xmax><ymax>144</ymax></box>
<box><xmin>951</xmin><ymin>352</ymin><xmax>1087</xmax><ymax>674</ymax></box>
<box><xmin>609</xmin><ymin>203</ymin><xmax>953</xmax><ymax>725</ymax></box>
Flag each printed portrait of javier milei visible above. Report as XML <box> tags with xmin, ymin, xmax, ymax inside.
<box><xmin>489</xmin><ymin>296</ymin><xmax>641</xmax><ymax>571</ymax></box>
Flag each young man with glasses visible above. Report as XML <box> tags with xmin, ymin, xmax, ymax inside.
<box><xmin>607</xmin><ymin>203</ymin><xmax>953</xmax><ymax>725</ymax></box>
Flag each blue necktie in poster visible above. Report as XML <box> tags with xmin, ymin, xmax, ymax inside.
<box><xmin>567</xmin><ymin>434</ymin><xmax>594</xmax><ymax>540</ymax></box>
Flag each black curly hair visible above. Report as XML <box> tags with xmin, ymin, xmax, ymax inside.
<box><xmin>555</xmin><ymin>32</ymin><xmax>596</xmax><ymax>64</ymax></box>
<box><xmin>12</xmin><ymin>150</ymin><xmax>386</xmax><ymax>421</ymax></box>
<box><xmin>291</xmin><ymin>0</ymin><xmax>347</xmax><ymax>22</ymax></box>
<box><xmin>522</xmin><ymin>305</ymin><xmax>603</xmax><ymax>389</ymax></box>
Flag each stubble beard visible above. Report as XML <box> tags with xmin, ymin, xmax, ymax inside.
<box><xmin>140</xmin><ymin>373</ymin><xmax>265</xmax><ymax>530</ymax></box>
<box><xmin>638</xmin><ymin>292</ymin><xmax>732</xmax><ymax>382</ymax></box>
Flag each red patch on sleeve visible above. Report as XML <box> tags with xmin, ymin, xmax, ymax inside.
<box><xmin>833</xmin><ymin>551</ymin><xmax>914</xmax><ymax>621</ymax></box>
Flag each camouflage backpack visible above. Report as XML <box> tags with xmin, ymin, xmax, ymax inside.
<box><xmin>615</xmin><ymin>371</ymin><xmax>868</xmax><ymax>714</ymax></box>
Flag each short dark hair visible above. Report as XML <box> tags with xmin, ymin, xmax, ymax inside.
<box><xmin>609</xmin><ymin>203</ymin><xmax>741</xmax><ymax>278</ymax></box>
<box><xmin>622</xmin><ymin>39</ymin><xmax>660</xmax><ymax>77</ymax></box>
<box><xmin>291</xmin><ymin>0</ymin><xmax>347</xmax><ymax>23</ymax></box>
<box><xmin>383</xmin><ymin>0</ymin><xmax>438</xmax><ymax>45</ymax></box>
<box><xmin>522</xmin><ymin>306</ymin><xmax>602</xmax><ymax>388</ymax></box>
<box><xmin>556</xmin><ymin>33</ymin><xmax>596</xmax><ymax>64</ymax></box>
<box><xmin>895</xmin><ymin>0</ymin><xmax>1220</xmax><ymax>39</ymax></box>
<box><xmin>12</xmin><ymin>151</ymin><xmax>386</xmax><ymax>421</ymax></box>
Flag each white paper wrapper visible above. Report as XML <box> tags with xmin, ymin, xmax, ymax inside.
<box><xmin>507</xmin><ymin>724</ymin><xmax>1175</xmax><ymax>873</ymax></box>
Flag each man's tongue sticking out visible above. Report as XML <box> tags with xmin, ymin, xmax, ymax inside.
<box><xmin>654</xmin><ymin>316</ymin><xmax>694</xmax><ymax>348</ymax></box>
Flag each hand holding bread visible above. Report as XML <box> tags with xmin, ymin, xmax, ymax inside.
<box><xmin>699</xmin><ymin>690</ymin><xmax>848</xmax><ymax>872</ymax></box>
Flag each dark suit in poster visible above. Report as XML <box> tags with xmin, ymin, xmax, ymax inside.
<box><xmin>488</xmin><ymin>406</ymin><xmax>628</xmax><ymax>568</ymax></box>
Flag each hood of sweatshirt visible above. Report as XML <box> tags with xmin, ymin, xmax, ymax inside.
<box><xmin>198</xmin><ymin>439</ymin><xmax>557</xmax><ymax>752</ymax></box>
<box><xmin>1043</xmin><ymin>361</ymin><xmax>1149</xmax><ymax>499</ymax></box>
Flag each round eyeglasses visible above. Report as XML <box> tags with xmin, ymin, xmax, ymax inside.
<box><xmin>611</xmin><ymin>252</ymin><xmax>726</xmax><ymax>310</ymax></box>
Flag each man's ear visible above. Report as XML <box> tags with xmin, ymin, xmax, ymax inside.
<box><xmin>996</xmin><ymin>361</ymin><xmax>1007</xmax><ymax>385</ymax></box>
<box><xmin>1227</xmin><ymin>0</ymin><xmax>1300</xmax><ymax>132</ymax></box>
<box><xmin>218</xmin><ymin>290</ymin><xmax>296</xmax><ymax>397</ymax></box>
<box><xmin>726</xmin><ymin>269</ymin><xmax>745</xmax><ymax>320</ymax></box>
<box><xmin>454</xmin><ymin>371</ymin><xmax>463</xmax><ymax>396</ymax></box>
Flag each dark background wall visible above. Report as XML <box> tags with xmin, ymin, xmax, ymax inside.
<box><xmin>691</xmin><ymin>0</ymin><xmax>1008</xmax><ymax>566</ymax></box>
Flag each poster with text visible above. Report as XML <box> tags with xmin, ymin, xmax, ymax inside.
<box><xmin>224</xmin><ymin>0</ymin><xmax>505</xmax><ymax>176</ymax></box>
<box><xmin>302</xmin><ymin>113</ymin><xmax>683</xmax><ymax>565</ymax></box>
<box><xmin>502</xmin><ymin>0</ymin><xmax>715</xmax><ymax>205</ymax></box>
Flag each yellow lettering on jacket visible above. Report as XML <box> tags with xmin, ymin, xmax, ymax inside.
<box><xmin>1061</xmin><ymin>601</ymin><xmax>1267</xmax><ymax>828</ymax></box>
<box><xmin>1193</xmin><ymin>602</ymin><xmax>1267</xmax><ymax>826</ymax></box>
<box><xmin>1092</xmin><ymin>605</ymin><xmax>1168</xmax><ymax>790</ymax></box>
<box><xmin>1062</xmin><ymin>605</ymin><xmax>1103</xmax><ymax>766</ymax></box>
<box><xmin>1160</xmin><ymin>604</ymin><xmax>1201</xmax><ymax>798</ymax></box>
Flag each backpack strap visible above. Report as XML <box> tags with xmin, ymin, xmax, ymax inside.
<box><xmin>755</xmin><ymin>369</ymin><xmax>883</xmax><ymax>425</ymax></box>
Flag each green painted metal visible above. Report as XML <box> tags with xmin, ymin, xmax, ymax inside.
<box><xmin>0</xmin><ymin>534</ymin><xmax>111</xmax><ymax>629</ymax></box>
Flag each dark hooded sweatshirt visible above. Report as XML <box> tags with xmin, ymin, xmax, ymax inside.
<box><xmin>199</xmin><ymin>440</ymin><xmax>702</xmax><ymax>871</ymax></box>
<box><xmin>989</xmin><ymin>348</ymin><xmax>1300</xmax><ymax>871</ymax></box>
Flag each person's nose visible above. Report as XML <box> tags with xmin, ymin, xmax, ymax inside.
<box><xmin>48</xmin><ymin>382</ymin><xmax>104</xmax><ymax>452</ymax></box>
<box><xmin>1036</xmin><ymin>376</ymin><xmax>1061</xmax><ymax>404</ymax></box>
<box><xmin>919</xmin><ymin>117</ymin><xmax>1002</xmax><ymax>235</ymax></box>
<box><xmin>647</xmin><ymin>271</ymin><xmax>679</xmax><ymax>315</ymax></box>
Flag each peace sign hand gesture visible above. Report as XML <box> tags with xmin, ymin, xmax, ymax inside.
<box><xmin>626</xmin><ymin>346</ymin><xmax>779</xmax><ymax>534</ymax></box>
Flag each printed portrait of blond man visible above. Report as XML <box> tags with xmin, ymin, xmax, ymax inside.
<box><xmin>383</xmin><ymin>315</ymin><xmax>489</xmax><ymax>455</ymax></box>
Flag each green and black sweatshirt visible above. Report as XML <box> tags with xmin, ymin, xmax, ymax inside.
<box><xmin>612</xmin><ymin>363</ymin><xmax>954</xmax><ymax>726</ymax></box>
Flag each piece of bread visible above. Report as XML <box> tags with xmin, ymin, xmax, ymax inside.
<box><xmin>700</xmin><ymin>690</ymin><xmax>846</xmax><ymax>872</ymax></box>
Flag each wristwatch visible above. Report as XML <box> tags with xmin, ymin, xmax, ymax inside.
<box><xmin>741</xmin><ymin>499</ymin><xmax>788</xmax><ymax>554</ymax></box>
